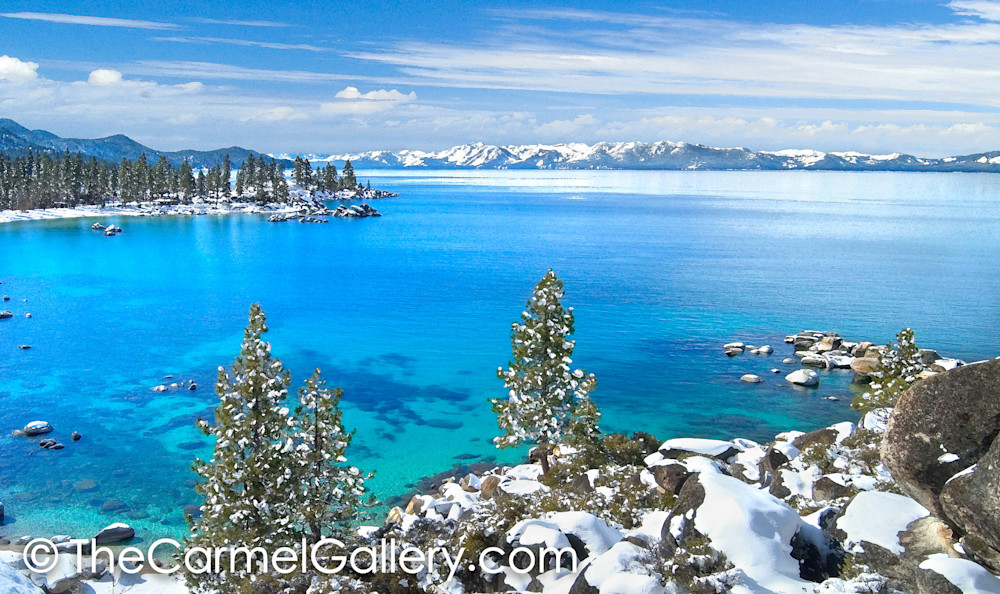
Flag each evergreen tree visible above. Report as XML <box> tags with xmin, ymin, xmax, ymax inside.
<box><xmin>491</xmin><ymin>270</ymin><xmax>598</xmax><ymax>474</ymax></box>
<box><xmin>187</xmin><ymin>304</ymin><xmax>298</xmax><ymax>593</ymax></box>
<box><xmin>221</xmin><ymin>154</ymin><xmax>232</xmax><ymax>198</ymax></box>
<box><xmin>341</xmin><ymin>160</ymin><xmax>356</xmax><ymax>189</ymax></box>
<box><xmin>292</xmin><ymin>370</ymin><xmax>372</xmax><ymax>544</ymax></box>
<box><xmin>178</xmin><ymin>160</ymin><xmax>195</xmax><ymax>202</ymax></box>
<box><xmin>851</xmin><ymin>328</ymin><xmax>925</xmax><ymax>414</ymax></box>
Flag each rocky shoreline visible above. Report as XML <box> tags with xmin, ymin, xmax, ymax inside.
<box><xmin>0</xmin><ymin>189</ymin><xmax>393</xmax><ymax>225</ymax></box>
<box><xmin>2</xmin><ymin>330</ymin><xmax>998</xmax><ymax>593</ymax></box>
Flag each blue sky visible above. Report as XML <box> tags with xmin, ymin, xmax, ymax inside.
<box><xmin>1</xmin><ymin>1</ymin><xmax>999</xmax><ymax>156</ymax></box>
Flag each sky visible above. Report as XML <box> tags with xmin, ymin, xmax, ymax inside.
<box><xmin>1</xmin><ymin>0</ymin><xmax>999</xmax><ymax>156</ymax></box>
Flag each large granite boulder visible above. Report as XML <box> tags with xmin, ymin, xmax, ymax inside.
<box><xmin>882</xmin><ymin>359</ymin><xmax>1000</xmax><ymax>519</ymax></box>
<box><xmin>939</xmin><ymin>434</ymin><xmax>1000</xmax><ymax>568</ymax></box>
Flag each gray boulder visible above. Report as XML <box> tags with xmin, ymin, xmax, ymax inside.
<box><xmin>93</xmin><ymin>522</ymin><xmax>134</xmax><ymax>544</ymax></box>
<box><xmin>940</xmin><ymin>435</ymin><xmax>1000</xmax><ymax>568</ymax></box>
<box><xmin>22</xmin><ymin>421</ymin><xmax>53</xmax><ymax>436</ymax></box>
<box><xmin>882</xmin><ymin>359</ymin><xmax>1000</xmax><ymax>519</ymax></box>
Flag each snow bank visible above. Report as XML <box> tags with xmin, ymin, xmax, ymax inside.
<box><xmin>693</xmin><ymin>472</ymin><xmax>812</xmax><ymax>592</ymax></box>
<box><xmin>919</xmin><ymin>554</ymin><xmax>1000</xmax><ymax>593</ymax></box>
<box><xmin>835</xmin><ymin>491</ymin><xmax>929</xmax><ymax>554</ymax></box>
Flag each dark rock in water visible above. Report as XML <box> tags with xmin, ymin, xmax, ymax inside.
<box><xmin>71</xmin><ymin>431</ymin><xmax>81</xmax><ymax>441</ymax></box>
<box><xmin>101</xmin><ymin>500</ymin><xmax>128</xmax><ymax>513</ymax></box>
<box><xmin>452</xmin><ymin>453</ymin><xmax>478</xmax><ymax>460</ymax></box>
<box><xmin>188</xmin><ymin>383</ymin><xmax>197</xmax><ymax>391</ymax></box>
<box><xmin>74</xmin><ymin>479</ymin><xmax>98</xmax><ymax>492</ymax></box>
<box><xmin>93</xmin><ymin>523</ymin><xmax>134</xmax><ymax>544</ymax></box>
<box><xmin>126</xmin><ymin>510</ymin><xmax>149</xmax><ymax>520</ymax></box>
<box><xmin>23</xmin><ymin>420</ymin><xmax>53</xmax><ymax>436</ymax></box>
<box><xmin>882</xmin><ymin>359</ymin><xmax>1000</xmax><ymax>519</ymax></box>
<box><xmin>38</xmin><ymin>438</ymin><xmax>64</xmax><ymax>450</ymax></box>
<box><xmin>0</xmin><ymin>501</ymin><xmax>4</xmax><ymax>522</ymax></box>
<box><xmin>183</xmin><ymin>504</ymin><xmax>202</xmax><ymax>519</ymax></box>
<box><xmin>425</xmin><ymin>418</ymin><xmax>462</xmax><ymax>430</ymax></box>
<box><xmin>177</xmin><ymin>441</ymin><xmax>204</xmax><ymax>450</ymax></box>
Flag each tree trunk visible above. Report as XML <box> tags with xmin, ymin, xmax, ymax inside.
<box><xmin>539</xmin><ymin>442</ymin><xmax>550</xmax><ymax>475</ymax></box>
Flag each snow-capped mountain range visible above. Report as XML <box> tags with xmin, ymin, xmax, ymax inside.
<box><xmin>275</xmin><ymin>141</ymin><xmax>1000</xmax><ymax>172</ymax></box>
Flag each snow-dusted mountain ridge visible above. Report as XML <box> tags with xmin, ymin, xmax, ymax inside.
<box><xmin>276</xmin><ymin>141</ymin><xmax>1000</xmax><ymax>172</ymax></box>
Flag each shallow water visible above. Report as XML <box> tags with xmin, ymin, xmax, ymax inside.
<box><xmin>1</xmin><ymin>169</ymin><xmax>998</xmax><ymax>542</ymax></box>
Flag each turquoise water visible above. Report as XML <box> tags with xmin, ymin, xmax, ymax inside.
<box><xmin>1</xmin><ymin>170</ymin><xmax>999</xmax><ymax>542</ymax></box>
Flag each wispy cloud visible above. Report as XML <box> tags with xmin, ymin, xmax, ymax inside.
<box><xmin>347</xmin><ymin>6</ymin><xmax>1000</xmax><ymax>110</ymax></box>
<box><xmin>122</xmin><ymin>60</ymin><xmax>357</xmax><ymax>83</ymax></box>
<box><xmin>948</xmin><ymin>0</ymin><xmax>1000</xmax><ymax>21</ymax></box>
<box><xmin>0</xmin><ymin>11</ymin><xmax>177</xmax><ymax>30</ymax></box>
<box><xmin>154</xmin><ymin>35</ymin><xmax>328</xmax><ymax>52</ymax></box>
<box><xmin>190</xmin><ymin>17</ymin><xmax>291</xmax><ymax>28</ymax></box>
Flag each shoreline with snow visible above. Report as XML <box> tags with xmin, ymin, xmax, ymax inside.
<box><xmin>0</xmin><ymin>202</ymin><xmax>305</xmax><ymax>225</ymax></box>
<box><xmin>2</xmin><ymin>330</ymin><xmax>998</xmax><ymax>593</ymax></box>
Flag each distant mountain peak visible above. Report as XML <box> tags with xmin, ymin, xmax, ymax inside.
<box><xmin>282</xmin><ymin>141</ymin><xmax>1000</xmax><ymax>173</ymax></box>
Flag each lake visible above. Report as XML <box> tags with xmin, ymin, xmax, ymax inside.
<box><xmin>1</xmin><ymin>169</ymin><xmax>998</xmax><ymax>542</ymax></box>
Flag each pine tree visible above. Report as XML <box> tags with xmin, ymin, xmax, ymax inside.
<box><xmin>851</xmin><ymin>328</ymin><xmax>925</xmax><ymax>414</ymax></box>
<box><xmin>221</xmin><ymin>154</ymin><xmax>232</xmax><ymax>199</ymax></box>
<box><xmin>341</xmin><ymin>160</ymin><xmax>356</xmax><ymax>189</ymax></box>
<box><xmin>491</xmin><ymin>270</ymin><xmax>598</xmax><ymax>474</ymax></box>
<box><xmin>186</xmin><ymin>304</ymin><xmax>298</xmax><ymax>593</ymax></box>
<box><xmin>178</xmin><ymin>160</ymin><xmax>195</xmax><ymax>202</ymax></box>
<box><xmin>292</xmin><ymin>370</ymin><xmax>372</xmax><ymax>544</ymax></box>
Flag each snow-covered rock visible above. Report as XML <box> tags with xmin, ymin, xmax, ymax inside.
<box><xmin>919</xmin><ymin>554</ymin><xmax>1000</xmax><ymax>593</ymax></box>
<box><xmin>658</xmin><ymin>438</ymin><xmax>740</xmax><ymax>460</ymax></box>
<box><xmin>693</xmin><ymin>472</ymin><xmax>815</xmax><ymax>592</ymax></box>
<box><xmin>835</xmin><ymin>491</ymin><xmax>929</xmax><ymax>554</ymax></box>
<box><xmin>785</xmin><ymin>369</ymin><xmax>819</xmax><ymax>386</ymax></box>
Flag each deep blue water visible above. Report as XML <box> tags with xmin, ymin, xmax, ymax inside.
<box><xmin>1</xmin><ymin>169</ymin><xmax>998</xmax><ymax>541</ymax></box>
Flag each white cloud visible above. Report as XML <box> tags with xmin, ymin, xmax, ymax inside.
<box><xmin>321</xmin><ymin>87</ymin><xmax>417</xmax><ymax>115</ymax></box>
<box><xmin>242</xmin><ymin>106</ymin><xmax>307</xmax><ymax>122</ymax></box>
<box><xmin>87</xmin><ymin>68</ymin><xmax>122</xmax><ymax>86</ymax></box>
<box><xmin>948</xmin><ymin>0</ymin><xmax>1000</xmax><ymax>21</ymax></box>
<box><xmin>154</xmin><ymin>36</ymin><xmax>328</xmax><ymax>53</ymax></box>
<box><xmin>0</xmin><ymin>55</ymin><xmax>39</xmax><ymax>83</ymax></box>
<box><xmin>534</xmin><ymin>114</ymin><xmax>597</xmax><ymax>136</ymax></box>
<box><xmin>333</xmin><ymin>86</ymin><xmax>416</xmax><ymax>102</ymax></box>
<box><xmin>0</xmin><ymin>12</ymin><xmax>176</xmax><ymax>30</ymax></box>
<box><xmin>345</xmin><ymin>7</ymin><xmax>1000</xmax><ymax>111</ymax></box>
<box><xmin>190</xmin><ymin>17</ymin><xmax>291</xmax><ymax>28</ymax></box>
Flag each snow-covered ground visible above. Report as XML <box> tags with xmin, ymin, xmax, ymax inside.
<box><xmin>0</xmin><ymin>202</ymin><xmax>304</xmax><ymax>224</ymax></box>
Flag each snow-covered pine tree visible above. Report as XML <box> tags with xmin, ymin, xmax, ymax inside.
<box><xmin>491</xmin><ymin>270</ymin><xmax>599</xmax><ymax>474</ymax></box>
<box><xmin>851</xmin><ymin>327</ymin><xmax>925</xmax><ymax>414</ymax></box>
<box><xmin>186</xmin><ymin>304</ymin><xmax>299</xmax><ymax>593</ymax></box>
<box><xmin>291</xmin><ymin>369</ymin><xmax>373</xmax><ymax>544</ymax></box>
